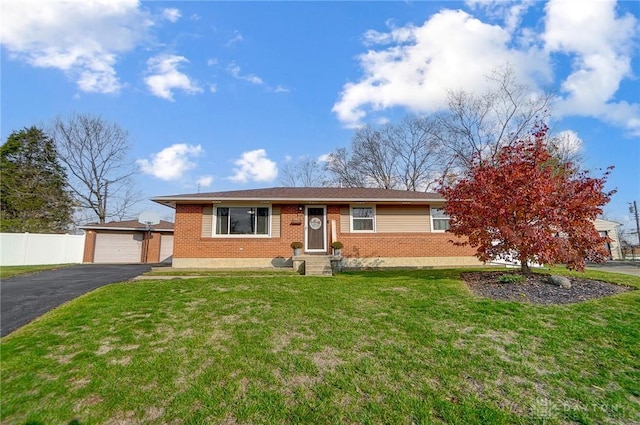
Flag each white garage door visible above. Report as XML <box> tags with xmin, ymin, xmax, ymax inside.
<box><xmin>160</xmin><ymin>235</ymin><xmax>173</xmax><ymax>263</ymax></box>
<box><xmin>94</xmin><ymin>232</ymin><xmax>143</xmax><ymax>263</ymax></box>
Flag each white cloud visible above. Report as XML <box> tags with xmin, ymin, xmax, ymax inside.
<box><xmin>332</xmin><ymin>9</ymin><xmax>548</xmax><ymax>128</ymax></box>
<box><xmin>317</xmin><ymin>153</ymin><xmax>331</xmax><ymax>163</ymax></box>
<box><xmin>551</xmin><ymin>130</ymin><xmax>583</xmax><ymax>155</ymax></box>
<box><xmin>228</xmin><ymin>63</ymin><xmax>264</xmax><ymax>85</ymax></box>
<box><xmin>543</xmin><ymin>0</ymin><xmax>640</xmax><ymax>134</ymax></box>
<box><xmin>144</xmin><ymin>54</ymin><xmax>202</xmax><ymax>101</ymax></box>
<box><xmin>375</xmin><ymin>117</ymin><xmax>391</xmax><ymax>126</ymax></box>
<box><xmin>226</xmin><ymin>31</ymin><xmax>244</xmax><ymax>47</ymax></box>
<box><xmin>273</xmin><ymin>85</ymin><xmax>290</xmax><ymax>93</ymax></box>
<box><xmin>137</xmin><ymin>144</ymin><xmax>203</xmax><ymax>180</ymax></box>
<box><xmin>229</xmin><ymin>149</ymin><xmax>278</xmax><ymax>183</ymax></box>
<box><xmin>0</xmin><ymin>0</ymin><xmax>151</xmax><ymax>94</ymax></box>
<box><xmin>197</xmin><ymin>175</ymin><xmax>214</xmax><ymax>188</ymax></box>
<box><xmin>226</xmin><ymin>62</ymin><xmax>287</xmax><ymax>93</ymax></box>
<box><xmin>162</xmin><ymin>8</ymin><xmax>181</xmax><ymax>22</ymax></box>
<box><xmin>465</xmin><ymin>0</ymin><xmax>536</xmax><ymax>33</ymax></box>
<box><xmin>334</xmin><ymin>0</ymin><xmax>639</xmax><ymax>135</ymax></box>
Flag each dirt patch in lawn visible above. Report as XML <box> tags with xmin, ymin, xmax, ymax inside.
<box><xmin>462</xmin><ymin>271</ymin><xmax>634</xmax><ymax>305</ymax></box>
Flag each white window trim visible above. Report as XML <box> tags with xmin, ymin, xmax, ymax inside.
<box><xmin>350</xmin><ymin>205</ymin><xmax>376</xmax><ymax>233</ymax></box>
<box><xmin>430</xmin><ymin>206</ymin><xmax>450</xmax><ymax>233</ymax></box>
<box><xmin>212</xmin><ymin>204</ymin><xmax>272</xmax><ymax>238</ymax></box>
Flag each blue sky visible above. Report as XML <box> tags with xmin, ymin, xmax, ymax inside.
<box><xmin>1</xmin><ymin>0</ymin><xmax>639</xmax><ymax>229</ymax></box>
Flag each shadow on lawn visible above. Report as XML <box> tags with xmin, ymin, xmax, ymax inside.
<box><xmin>24</xmin><ymin>420</ymin><xmax>83</xmax><ymax>425</ymax></box>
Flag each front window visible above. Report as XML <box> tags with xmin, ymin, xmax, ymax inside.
<box><xmin>431</xmin><ymin>207</ymin><xmax>450</xmax><ymax>232</ymax></box>
<box><xmin>352</xmin><ymin>206</ymin><xmax>375</xmax><ymax>232</ymax></box>
<box><xmin>215</xmin><ymin>207</ymin><xmax>269</xmax><ymax>236</ymax></box>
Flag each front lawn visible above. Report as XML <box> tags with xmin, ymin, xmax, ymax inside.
<box><xmin>0</xmin><ymin>264</ymin><xmax>73</xmax><ymax>279</ymax></box>
<box><xmin>2</xmin><ymin>269</ymin><xmax>638</xmax><ymax>424</ymax></box>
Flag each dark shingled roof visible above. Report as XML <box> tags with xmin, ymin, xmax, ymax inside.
<box><xmin>81</xmin><ymin>219</ymin><xmax>174</xmax><ymax>231</ymax></box>
<box><xmin>151</xmin><ymin>187</ymin><xmax>444</xmax><ymax>208</ymax></box>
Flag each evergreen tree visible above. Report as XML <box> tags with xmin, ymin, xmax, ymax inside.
<box><xmin>0</xmin><ymin>127</ymin><xmax>74</xmax><ymax>232</ymax></box>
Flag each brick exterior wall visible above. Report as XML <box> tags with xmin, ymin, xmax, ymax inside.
<box><xmin>174</xmin><ymin>204</ymin><xmax>306</xmax><ymax>259</ymax></box>
<box><xmin>83</xmin><ymin>230</ymin><xmax>97</xmax><ymax>263</ymax></box>
<box><xmin>173</xmin><ymin>203</ymin><xmax>476</xmax><ymax>262</ymax></box>
<box><xmin>144</xmin><ymin>231</ymin><xmax>162</xmax><ymax>262</ymax></box>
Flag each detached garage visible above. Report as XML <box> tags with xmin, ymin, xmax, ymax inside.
<box><xmin>82</xmin><ymin>220</ymin><xmax>174</xmax><ymax>264</ymax></box>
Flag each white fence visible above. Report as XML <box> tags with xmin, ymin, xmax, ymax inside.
<box><xmin>0</xmin><ymin>233</ymin><xmax>85</xmax><ymax>266</ymax></box>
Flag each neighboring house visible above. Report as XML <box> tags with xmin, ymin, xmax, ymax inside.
<box><xmin>594</xmin><ymin>218</ymin><xmax>622</xmax><ymax>260</ymax></box>
<box><xmin>150</xmin><ymin>187</ymin><xmax>479</xmax><ymax>269</ymax></box>
<box><xmin>82</xmin><ymin>220</ymin><xmax>174</xmax><ymax>264</ymax></box>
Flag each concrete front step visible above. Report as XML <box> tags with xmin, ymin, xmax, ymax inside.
<box><xmin>295</xmin><ymin>255</ymin><xmax>337</xmax><ymax>276</ymax></box>
<box><xmin>305</xmin><ymin>265</ymin><xmax>333</xmax><ymax>276</ymax></box>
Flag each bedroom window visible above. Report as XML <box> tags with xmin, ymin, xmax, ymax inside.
<box><xmin>215</xmin><ymin>207</ymin><xmax>270</xmax><ymax>236</ymax></box>
<box><xmin>430</xmin><ymin>207</ymin><xmax>450</xmax><ymax>231</ymax></box>
<box><xmin>351</xmin><ymin>206</ymin><xmax>375</xmax><ymax>232</ymax></box>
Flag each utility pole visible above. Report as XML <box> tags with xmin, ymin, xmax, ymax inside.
<box><xmin>630</xmin><ymin>201</ymin><xmax>640</xmax><ymax>245</ymax></box>
<box><xmin>102</xmin><ymin>180</ymin><xmax>109</xmax><ymax>224</ymax></box>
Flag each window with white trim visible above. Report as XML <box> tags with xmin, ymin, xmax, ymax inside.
<box><xmin>215</xmin><ymin>206</ymin><xmax>270</xmax><ymax>236</ymax></box>
<box><xmin>351</xmin><ymin>206</ymin><xmax>375</xmax><ymax>232</ymax></box>
<box><xmin>430</xmin><ymin>207</ymin><xmax>450</xmax><ymax>232</ymax></box>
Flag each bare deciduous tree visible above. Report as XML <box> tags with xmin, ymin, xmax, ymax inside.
<box><xmin>434</xmin><ymin>64</ymin><xmax>553</xmax><ymax>171</ymax></box>
<box><xmin>49</xmin><ymin>113</ymin><xmax>141</xmax><ymax>224</ymax></box>
<box><xmin>280</xmin><ymin>157</ymin><xmax>328</xmax><ymax>187</ymax></box>
<box><xmin>383</xmin><ymin>116</ymin><xmax>448</xmax><ymax>191</ymax></box>
<box><xmin>547</xmin><ymin>131</ymin><xmax>584</xmax><ymax>169</ymax></box>
<box><xmin>325</xmin><ymin>117</ymin><xmax>447</xmax><ymax>191</ymax></box>
<box><xmin>326</xmin><ymin>128</ymin><xmax>395</xmax><ymax>189</ymax></box>
<box><xmin>324</xmin><ymin>147</ymin><xmax>367</xmax><ymax>188</ymax></box>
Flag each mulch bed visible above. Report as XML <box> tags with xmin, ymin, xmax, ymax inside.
<box><xmin>461</xmin><ymin>271</ymin><xmax>635</xmax><ymax>305</ymax></box>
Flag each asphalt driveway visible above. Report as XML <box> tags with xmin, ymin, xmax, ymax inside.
<box><xmin>586</xmin><ymin>261</ymin><xmax>640</xmax><ymax>277</ymax></box>
<box><xmin>1</xmin><ymin>264</ymin><xmax>152</xmax><ymax>337</ymax></box>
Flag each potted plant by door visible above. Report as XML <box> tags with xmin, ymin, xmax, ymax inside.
<box><xmin>331</xmin><ymin>241</ymin><xmax>344</xmax><ymax>256</ymax></box>
<box><xmin>290</xmin><ymin>241</ymin><xmax>303</xmax><ymax>257</ymax></box>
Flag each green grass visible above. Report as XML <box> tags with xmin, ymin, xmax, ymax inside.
<box><xmin>144</xmin><ymin>268</ymin><xmax>299</xmax><ymax>277</ymax></box>
<box><xmin>497</xmin><ymin>273</ymin><xmax>525</xmax><ymax>283</ymax></box>
<box><xmin>2</xmin><ymin>269</ymin><xmax>639</xmax><ymax>424</ymax></box>
<box><xmin>0</xmin><ymin>264</ymin><xmax>74</xmax><ymax>279</ymax></box>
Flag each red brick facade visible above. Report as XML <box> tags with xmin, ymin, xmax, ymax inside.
<box><xmin>144</xmin><ymin>231</ymin><xmax>163</xmax><ymax>263</ymax></box>
<box><xmin>83</xmin><ymin>230</ymin><xmax>97</xmax><ymax>263</ymax></box>
<box><xmin>173</xmin><ymin>203</ymin><xmax>476</xmax><ymax>263</ymax></box>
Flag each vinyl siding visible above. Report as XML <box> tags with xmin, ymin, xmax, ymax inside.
<box><xmin>340</xmin><ymin>207</ymin><xmax>350</xmax><ymax>232</ymax></box>
<box><xmin>341</xmin><ymin>205</ymin><xmax>429</xmax><ymax>233</ymax></box>
<box><xmin>201</xmin><ymin>205</ymin><xmax>213</xmax><ymax>237</ymax></box>
<box><xmin>271</xmin><ymin>206</ymin><xmax>281</xmax><ymax>238</ymax></box>
<box><xmin>377</xmin><ymin>205</ymin><xmax>429</xmax><ymax>233</ymax></box>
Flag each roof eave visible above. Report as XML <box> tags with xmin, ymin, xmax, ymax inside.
<box><xmin>151</xmin><ymin>198</ymin><xmax>178</xmax><ymax>209</ymax></box>
<box><xmin>80</xmin><ymin>226</ymin><xmax>174</xmax><ymax>231</ymax></box>
<box><xmin>151</xmin><ymin>196</ymin><xmax>445</xmax><ymax>205</ymax></box>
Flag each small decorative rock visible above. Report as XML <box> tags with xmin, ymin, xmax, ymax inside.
<box><xmin>548</xmin><ymin>275</ymin><xmax>572</xmax><ymax>289</ymax></box>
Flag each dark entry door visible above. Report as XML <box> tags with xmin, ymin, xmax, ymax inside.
<box><xmin>306</xmin><ymin>206</ymin><xmax>326</xmax><ymax>252</ymax></box>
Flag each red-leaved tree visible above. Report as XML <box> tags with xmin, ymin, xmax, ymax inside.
<box><xmin>439</xmin><ymin>125</ymin><xmax>614</xmax><ymax>273</ymax></box>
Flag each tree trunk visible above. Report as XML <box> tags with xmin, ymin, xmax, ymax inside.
<box><xmin>520</xmin><ymin>254</ymin><xmax>531</xmax><ymax>274</ymax></box>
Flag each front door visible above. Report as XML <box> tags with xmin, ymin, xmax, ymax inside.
<box><xmin>305</xmin><ymin>206</ymin><xmax>326</xmax><ymax>252</ymax></box>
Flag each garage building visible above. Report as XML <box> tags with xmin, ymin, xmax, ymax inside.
<box><xmin>82</xmin><ymin>220</ymin><xmax>174</xmax><ymax>264</ymax></box>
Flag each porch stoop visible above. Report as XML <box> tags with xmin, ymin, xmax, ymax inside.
<box><xmin>293</xmin><ymin>255</ymin><xmax>340</xmax><ymax>276</ymax></box>
<box><xmin>304</xmin><ymin>256</ymin><xmax>333</xmax><ymax>276</ymax></box>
